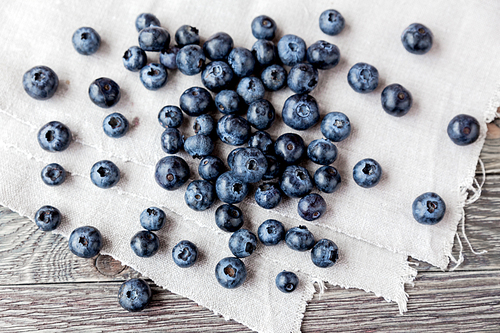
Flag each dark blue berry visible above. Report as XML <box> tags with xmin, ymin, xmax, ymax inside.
<box><xmin>447</xmin><ymin>114</ymin><xmax>480</xmax><ymax>146</ymax></box>
<box><xmin>412</xmin><ymin>192</ymin><xmax>446</xmax><ymax>225</ymax></box>
<box><xmin>35</xmin><ymin>205</ymin><xmax>61</xmax><ymax>231</ymax></box>
<box><xmin>68</xmin><ymin>226</ymin><xmax>103</xmax><ymax>258</ymax></box>
<box><xmin>307</xmin><ymin>40</ymin><xmax>340</xmax><ymax>70</ymax></box>
<box><xmin>217</xmin><ymin>115</ymin><xmax>250</xmax><ymax>146</ymax></box>
<box><xmin>118</xmin><ymin>278</ymin><xmax>152</xmax><ymax>312</ymax></box>
<box><xmin>172</xmin><ymin>240</ymin><xmax>198</xmax><ymax>267</ymax></box>
<box><xmin>401</xmin><ymin>23</ymin><xmax>433</xmax><ymax>55</ymax></box>
<box><xmin>198</xmin><ymin>155</ymin><xmax>225</xmax><ymax>181</ymax></box>
<box><xmin>161</xmin><ymin>128</ymin><xmax>184</xmax><ymax>154</ymax></box>
<box><xmin>251</xmin><ymin>15</ymin><xmax>277</xmax><ymax>40</ymax></box>
<box><xmin>298</xmin><ymin>193</ymin><xmax>326</xmax><ymax>221</ymax></box>
<box><xmin>184</xmin><ymin>180</ymin><xmax>216</xmax><ymax>211</ymax></box>
<box><xmin>248</xmin><ymin>131</ymin><xmax>273</xmax><ymax>154</ymax></box>
<box><xmin>184</xmin><ymin>134</ymin><xmax>214</xmax><ymax>159</ymax></box>
<box><xmin>280</xmin><ymin>165</ymin><xmax>313</xmax><ymax>198</ymax></box>
<box><xmin>154</xmin><ymin>156</ymin><xmax>190</xmax><ymax>191</ymax></box>
<box><xmin>122</xmin><ymin>46</ymin><xmax>147</xmax><ymax>72</ymax></box>
<box><xmin>158</xmin><ymin>105</ymin><xmax>183</xmax><ymax>128</ymax></box>
<box><xmin>257</xmin><ymin>219</ymin><xmax>285</xmax><ymax>245</ymax></box>
<box><xmin>175</xmin><ymin>25</ymin><xmax>200</xmax><ymax>47</ymax></box>
<box><xmin>140</xmin><ymin>63</ymin><xmax>168</xmax><ymax>90</ymax></box>
<box><xmin>179</xmin><ymin>87</ymin><xmax>213</xmax><ymax>116</ymax></box>
<box><xmin>276</xmin><ymin>271</ymin><xmax>299</xmax><ymax>293</ymax></box>
<box><xmin>307</xmin><ymin>139</ymin><xmax>337</xmax><ymax>165</ymax></box>
<box><xmin>311</xmin><ymin>239</ymin><xmax>339</xmax><ymax>268</ymax></box>
<box><xmin>215</xmin><ymin>204</ymin><xmax>244</xmax><ymax>232</ymax></box>
<box><xmin>285</xmin><ymin>226</ymin><xmax>315</xmax><ymax>251</ymax></box>
<box><xmin>314</xmin><ymin>166</ymin><xmax>341</xmax><ymax>193</ymax></box>
<box><xmin>255</xmin><ymin>182</ymin><xmax>282</xmax><ymax>209</ymax></box>
<box><xmin>237</xmin><ymin>77</ymin><xmax>265</xmax><ymax>105</ymax></box>
<box><xmin>247</xmin><ymin>99</ymin><xmax>275</xmax><ymax>130</ymax></box>
<box><xmin>215</xmin><ymin>172</ymin><xmax>249</xmax><ymax>204</ymax></box>
<box><xmin>227</xmin><ymin>148</ymin><xmax>244</xmax><ymax>170</ymax></box>
<box><xmin>282</xmin><ymin>94</ymin><xmax>320</xmax><ymax>131</ymax></box>
<box><xmin>140</xmin><ymin>207</ymin><xmax>166</xmax><ymax>231</ymax></box>
<box><xmin>41</xmin><ymin>163</ymin><xmax>66</xmax><ymax>186</ymax></box>
<box><xmin>37</xmin><ymin>121</ymin><xmax>72</xmax><ymax>152</ymax></box>
<box><xmin>176</xmin><ymin>45</ymin><xmax>206</xmax><ymax>76</ymax></box>
<box><xmin>90</xmin><ymin>160</ymin><xmax>120</xmax><ymax>189</ymax></box>
<box><xmin>201</xmin><ymin>61</ymin><xmax>234</xmax><ymax>92</ymax></box>
<box><xmin>381</xmin><ymin>84</ymin><xmax>413</xmax><ymax>117</ymax></box>
<box><xmin>23</xmin><ymin>66</ymin><xmax>59</xmax><ymax>100</ymax></box>
<box><xmin>274</xmin><ymin>133</ymin><xmax>306</xmax><ymax>164</ymax></box>
<box><xmin>72</xmin><ymin>27</ymin><xmax>100</xmax><ymax>55</ymax></box>
<box><xmin>277</xmin><ymin>34</ymin><xmax>306</xmax><ymax>66</ymax></box>
<box><xmin>261</xmin><ymin>64</ymin><xmax>287</xmax><ymax>91</ymax></box>
<box><xmin>287</xmin><ymin>63</ymin><xmax>319</xmax><ymax>94</ymax></box>
<box><xmin>251</xmin><ymin>40</ymin><xmax>277</xmax><ymax>66</ymax></box>
<box><xmin>203</xmin><ymin>32</ymin><xmax>234</xmax><ymax>60</ymax></box>
<box><xmin>353</xmin><ymin>158</ymin><xmax>382</xmax><ymax>188</ymax></box>
<box><xmin>160</xmin><ymin>46</ymin><xmax>180</xmax><ymax>69</ymax></box>
<box><xmin>319</xmin><ymin>10</ymin><xmax>345</xmax><ymax>36</ymax></box>
<box><xmin>138</xmin><ymin>26</ymin><xmax>170</xmax><ymax>52</ymax></box>
<box><xmin>321</xmin><ymin>112</ymin><xmax>351</xmax><ymax>142</ymax></box>
<box><xmin>135</xmin><ymin>13</ymin><xmax>160</xmax><ymax>32</ymax></box>
<box><xmin>89</xmin><ymin>78</ymin><xmax>121</xmax><ymax>108</ymax></box>
<box><xmin>232</xmin><ymin>147</ymin><xmax>268</xmax><ymax>183</ymax></box>
<box><xmin>103</xmin><ymin>113</ymin><xmax>129</xmax><ymax>138</ymax></box>
<box><xmin>215</xmin><ymin>90</ymin><xmax>242</xmax><ymax>115</ymax></box>
<box><xmin>228</xmin><ymin>47</ymin><xmax>256</xmax><ymax>78</ymax></box>
<box><xmin>130</xmin><ymin>230</ymin><xmax>159</xmax><ymax>258</ymax></box>
<box><xmin>193</xmin><ymin>114</ymin><xmax>215</xmax><ymax>136</ymax></box>
<box><xmin>347</xmin><ymin>63</ymin><xmax>379</xmax><ymax>93</ymax></box>
<box><xmin>229</xmin><ymin>229</ymin><xmax>257</xmax><ymax>258</ymax></box>
<box><xmin>215</xmin><ymin>257</ymin><xmax>247</xmax><ymax>289</ymax></box>
<box><xmin>262</xmin><ymin>155</ymin><xmax>281</xmax><ymax>180</ymax></box>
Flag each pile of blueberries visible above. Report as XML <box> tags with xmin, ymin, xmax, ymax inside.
<box><xmin>24</xmin><ymin>9</ymin><xmax>481</xmax><ymax>313</ymax></box>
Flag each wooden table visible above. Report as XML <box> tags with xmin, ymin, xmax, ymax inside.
<box><xmin>1</xmin><ymin>124</ymin><xmax>499</xmax><ymax>332</ymax></box>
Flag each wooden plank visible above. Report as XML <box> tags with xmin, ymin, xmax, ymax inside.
<box><xmin>477</xmin><ymin>123</ymin><xmax>500</xmax><ymax>174</ymax></box>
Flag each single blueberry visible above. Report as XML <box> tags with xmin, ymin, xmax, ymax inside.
<box><xmin>41</xmin><ymin>163</ymin><xmax>66</xmax><ymax>186</ymax></box>
<box><xmin>412</xmin><ymin>192</ymin><xmax>446</xmax><ymax>225</ymax></box>
<box><xmin>307</xmin><ymin>40</ymin><xmax>340</xmax><ymax>70</ymax></box>
<box><xmin>88</xmin><ymin>78</ymin><xmax>121</xmax><ymax>108</ymax></box>
<box><xmin>255</xmin><ymin>182</ymin><xmax>282</xmax><ymax>209</ymax></box>
<box><xmin>227</xmin><ymin>147</ymin><xmax>245</xmax><ymax>170</ymax></box>
<box><xmin>287</xmin><ymin>63</ymin><xmax>319</xmax><ymax>94</ymax></box>
<box><xmin>307</xmin><ymin>139</ymin><xmax>338</xmax><ymax>165</ymax></box>
<box><xmin>298</xmin><ymin>193</ymin><xmax>327</xmax><ymax>221</ymax></box>
<box><xmin>282</xmin><ymin>94</ymin><xmax>320</xmax><ymax>131</ymax></box>
<box><xmin>215</xmin><ymin>90</ymin><xmax>242</xmax><ymax>115</ymax></box>
<box><xmin>276</xmin><ymin>271</ymin><xmax>299</xmax><ymax>293</ymax></box>
<box><xmin>280</xmin><ymin>165</ymin><xmax>313</xmax><ymax>198</ymax></box>
<box><xmin>176</xmin><ymin>44</ymin><xmax>206</xmax><ymax>76</ymax></box>
<box><xmin>103</xmin><ymin>112</ymin><xmax>129</xmax><ymax>138</ymax></box>
<box><xmin>135</xmin><ymin>13</ymin><xmax>160</xmax><ymax>32</ymax></box>
<box><xmin>199</xmin><ymin>155</ymin><xmax>225</xmax><ymax>181</ymax></box>
<box><xmin>179</xmin><ymin>86</ymin><xmax>213</xmax><ymax>116</ymax></box>
<box><xmin>37</xmin><ymin>121</ymin><xmax>72</xmax><ymax>152</ymax></box>
<box><xmin>237</xmin><ymin>77</ymin><xmax>265</xmax><ymax>105</ymax></box>
<box><xmin>248</xmin><ymin>131</ymin><xmax>273</xmax><ymax>154</ymax></box>
<box><xmin>257</xmin><ymin>219</ymin><xmax>285</xmax><ymax>245</ymax></box>
<box><xmin>215</xmin><ymin>204</ymin><xmax>244</xmax><ymax>232</ymax></box>
<box><xmin>314</xmin><ymin>166</ymin><xmax>341</xmax><ymax>193</ymax></box>
<box><xmin>447</xmin><ymin>114</ymin><xmax>480</xmax><ymax>146</ymax></box>
<box><xmin>68</xmin><ymin>226</ymin><xmax>103</xmax><ymax>258</ymax></box>
<box><xmin>381</xmin><ymin>84</ymin><xmax>413</xmax><ymax>117</ymax></box>
<box><xmin>175</xmin><ymin>25</ymin><xmax>200</xmax><ymax>47</ymax></box>
<box><xmin>35</xmin><ymin>205</ymin><xmax>61</xmax><ymax>231</ymax></box>
<box><xmin>228</xmin><ymin>47</ymin><xmax>256</xmax><ymax>78</ymax></box>
<box><xmin>247</xmin><ymin>99</ymin><xmax>275</xmax><ymax>130</ymax></box>
<box><xmin>353</xmin><ymin>158</ymin><xmax>382</xmax><ymax>188</ymax></box>
<box><xmin>161</xmin><ymin>127</ymin><xmax>184</xmax><ymax>154</ymax></box>
<box><xmin>347</xmin><ymin>63</ymin><xmax>379</xmax><ymax>93</ymax></box>
<box><xmin>251</xmin><ymin>40</ymin><xmax>277</xmax><ymax>66</ymax></box>
<box><xmin>321</xmin><ymin>112</ymin><xmax>351</xmax><ymax>142</ymax></box>
<box><xmin>319</xmin><ymin>9</ymin><xmax>345</xmax><ymax>36</ymax></box>
<box><xmin>184</xmin><ymin>134</ymin><xmax>214</xmax><ymax>159</ymax></box>
<box><xmin>158</xmin><ymin>105</ymin><xmax>183</xmax><ymax>128</ymax></box>
<box><xmin>232</xmin><ymin>147</ymin><xmax>268</xmax><ymax>183</ymax></box>
<box><xmin>184</xmin><ymin>180</ymin><xmax>216</xmax><ymax>211</ymax></box>
<box><xmin>130</xmin><ymin>230</ymin><xmax>159</xmax><ymax>258</ymax></box>
<box><xmin>172</xmin><ymin>240</ymin><xmax>198</xmax><ymax>268</ymax></box>
<box><xmin>215</xmin><ymin>257</ymin><xmax>247</xmax><ymax>289</ymax></box>
<box><xmin>201</xmin><ymin>61</ymin><xmax>234</xmax><ymax>92</ymax></box>
<box><xmin>122</xmin><ymin>46</ymin><xmax>147</xmax><ymax>72</ymax></box>
<box><xmin>228</xmin><ymin>229</ymin><xmax>257</xmax><ymax>258</ymax></box>
<box><xmin>217</xmin><ymin>115</ymin><xmax>250</xmax><ymax>146</ymax></box>
<box><xmin>274</xmin><ymin>133</ymin><xmax>306</xmax><ymax>164</ymax></box>
<box><xmin>193</xmin><ymin>114</ymin><xmax>215</xmax><ymax>136</ymax></box>
<box><xmin>140</xmin><ymin>63</ymin><xmax>168</xmax><ymax>90</ymax></box>
<box><xmin>261</xmin><ymin>64</ymin><xmax>287</xmax><ymax>91</ymax></box>
<box><xmin>90</xmin><ymin>160</ymin><xmax>120</xmax><ymax>189</ymax></box>
<box><xmin>203</xmin><ymin>32</ymin><xmax>234</xmax><ymax>60</ymax></box>
<box><xmin>118</xmin><ymin>278</ymin><xmax>152</xmax><ymax>312</ymax></box>
<box><xmin>22</xmin><ymin>66</ymin><xmax>59</xmax><ymax>100</ymax></box>
<box><xmin>401</xmin><ymin>23</ymin><xmax>433</xmax><ymax>55</ymax></box>
<box><xmin>72</xmin><ymin>27</ymin><xmax>100</xmax><ymax>55</ymax></box>
<box><xmin>277</xmin><ymin>34</ymin><xmax>306</xmax><ymax>66</ymax></box>
<box><xmin>154</xmin><ymin>156</ymin><xmax>190</xmax><ymax>191</ymax></box>
<box><xmin>251</xmin><ymin>15</ymin><xmax>277</xmax><ymax>40</ymax></box>
<box><xmin>160</xmin><ymin>46</ymin><xmax>180</xmax><ymax>70</ymax></box>
<box><xmin>138</xmin><ymin>26</ymin><xmax>170</xmax><ymax>52</ymax></box>
<box><xmin>285</xmin><ymin>226</ymin><xmax>315</xmax><ymax>251</ymax></box>
<box><xmin>262</xmin><ymin>155</ymin><xmax>281</xmax><ymax>180</ymax></box>
<box><xmin>140</xmin><ymin>207</ymin><xmax>166</xmax><ymax>231</ymax></box>
<box><xmin>311</xmin><ymin>239</ymin><xmax>339</xmax><ymax>268</ymax></box>
<box><xmin>215</xmin><ymin>171</ymin><xmax>249</xmax><ymax>204</ymax></box>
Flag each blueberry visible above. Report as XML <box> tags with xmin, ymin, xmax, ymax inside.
<box><xmin>274</xmin><ymin>133</ymin><xmax>306</xmax><ymax>164</ymax></box>
<box><xmin>215</xmin><ymin>90</ymin><xmax>242</xmax><ymax>115</ymax></box>
<box><xmin>199</xmin><ymin>155</ymin><xmax>225</xmax><ymax>181</ymax></box>
<box><xmin>37</xmin><ymin>121</ymin><xmax>72</xmax><ymax>152</ymax></box>
<box><xmin>175</xmin><ymin>25</ymin><xmax>200</xmax><ymax>47</ymax></box>
<box><xmin>228</xmin><ymin>47</ymin><xmax>256</xmax><ymax>78</ymax></box>
<box><xmin>22</xmin><ymin>66</ymin><xmax>59</xmax><ymax>100</ymax></box>
<box><xmin>176</xmin><ymin>45</ymin><xmax>206</xmax><ymax>76</ymax></box>
<box><xmin>215</xmin><ymin>257</ymin><xmax>247</xmax><ymax>289</ymax></box>
<box><xmin>261</xmin><ymin>64</ymin><xmax>287</xmax><ymax>91</ymax></box>
<box><xmin>158</xmin><ymin>105</ymin><xmax>183</xmax><ymax>128</ymax></box>
<box><xmin>285</xmin><ymin>226</ymin><xmax>315</xmax><ymax>251</ymax></box>
<box><xmin>412</xmin><ymin>192</ymin><xmax>446</xmax><ymax>225</ymax></box>
<box><xmin>298</xmin><ymin>193</ymin><xmax>327</xmax><ymax>221</ymax></box>
<box><xmin>251</xmin><ymin>15</ymin><xmax>277</xmax><ymax>40</ymax></box>
<box><xmin>381</xmin><ymin>84</ymin><xmax>413</xmax><ymax>117</ymax></box>
<box><xmin>353</xmin><ymin>158</ymin><xmax>382</xmax><ymax>188</ymax></box>
<box><xmin>160</xmin><ymin>46</ymin><xmax>180</xmax><ymax>70</ymax></box>
<box><xmin>257</xmin><ymin>219</ymin><xmax>285</xmax><ymax>245</ymax></box>
<box><xmin>122</xmin><ymin>46</ymin><xmax>147</xmax><ymax>72</ymax></box>
<box><xmin>179</xmin><ymin>87</ymin><xmax>213</xmax><ymax>116</ymax></box>
<box><xmin>103</xmin><ymin>112</ymin><xmax>129</xmax><ymax>138</ymax></box>
<box><xmin>72</xmin><ymin>27</ymin><xmax>100</xmax><ymax>55</ymax></box>
<box><xmin>138</xmin><ymin>26</ymin><xmax>170</xmax><ymax>52</ymax></box>
<box><xmin>237</xmin><ymin>77</ymin><xmax>265</xmax><ymax>105</ymax></box>
<box><xmin>217</xmin><ymin>115</ymin><xmax>250</xmax><ymax>146</ymax></box>
<box><xmin>184</xmin><ymin>180</ymin><xmax>216</xmax><ymax>211</ymax></box>
<box><xmin>321</xmin><ymin>112</ymin><xmax>351</xmax><ymax>142</ymax></box>
<box><xmin>90</xmin><ymin>160</ymin><xmax>120</xmax><ymax>189</ymax></box>
<box><xmin>280</xmin><ymin>165</ymin><xmax>313</xmax><ymax>198</ymax></box>
<box><xmin>401</xmin><ymin>23</ymin><xmax>433</xmax><ymax>55</ymax></box>
<box><xmin>447</xmin><ymin>114</ymin><xmax>480</xmax><ymax>146</ymax></box>
<box><xmin>203</xmin><ymin>32</ymin><xmax>234</xmax><ymax>60</ymax></box>
<box><xmin>215</xmin><ymin>204</ymin><xmax>244</xmax><ymax>232</ymax></box>
<box><xmin>282</xmin><ymin>94</ymin><xmax>320</xmax><ymax>131</ymax></box>
<box><xmin>275</xmin><ymin>271</ymin><xmax>299</xmax><ymax>293</ymax></box>
<box><xmin>229</xmin><ymin>229</ymin><xmax>257</xmax><ymax>258</ymax></box>
<box><xmin>154</xmin><ymin>156</ymin><xmax>190</xmax><ymax>191</ymax></box>
<box><xmin>140</xmin><ymin>63</ymin><xmax>168</xmax><ymax>90</ymax></box>
<box><xmin>201</xmin><ymin>61</ymin><xmax>234</xmax><ymax>92</ymax></box>
<box><xmin>307</xmin><ymin>40</ymin><xmax>340</xmax><ymax>70</ymax></box>
<box><xmin>307</xmin><ymin>139</ymin><xmax>338</xmax><ymax>165</ymax></box>
<box><xmin>311</xmin><ymin>239</ymin><xmax>339</xmax><ymax>268</ymax></box>
<box><xmin>319</xmin><ymin>9</ymin><xmax>345</xmax><ymax>36</ymax></box>
<box><xmin>172</xmin><ymin>240</ymin><xmax>198</xmax><ymax>267</ymax></box>
<box><xmin>68</xmin><ymin>226</ymin><xmax>103</xmax><ymax>258</ymax></box>
<box><xmin>34</xmin><ymin>205</ymin><xmax>61</xmax><ymax>231</ymax></box>
<box><xmin>248</xmin><ymin>131</ymin><xmax>273</xmax><ymax>154</ymax></box>
<box><xmin>140</xmin><ymin>207</ymin><xmax>166</xmax><ymax>231</ymax></box>
<box><xmin>232</xmin><ymin>147</ymin><xmax>268</xmax><ymax>183</ymax></box>
<box><xmin>215</xmin><ymin>172</ymin><xmax>249</xmax><ymax>204</ymax></box>
<box><xmin>135</xmin><ymin>13</ymin><xmax>160</xmax><ymax>32</ymax></box>
<box><xmin>193</xmin><ymin>114</ymin><xmax>215</xmax><ymax>136</ymax></box>
<box><xmin>118</xmin><ymin>278</ymin><xmax>152</xmax><ymax>312</ymax></box>
<box><xmin>41</xmin><ymin>163</ymin><xmax>66</xmax><ymax>186</ymax></box>
<box><xmin>184</xmin><ymin>134</ymin><xmax>214</xmax><ymax>159</ymax></box>
<box><xmin>255</xmin><ymin>182</ymin><xmax>282</xmax><ymax>209</ymax></box>
<box><xmin>251</xmin><ymin>40</ymin><xmax>277</xmax><ymax>66</ymax></box>
<box><xmin>247</xmin><ymin>99</ymin><xmax>275</xmax><ymax>130</ymax></box>
<box><xmin>130</xmin><ymin>230</ymin><xmax>160</xmax><ymax>257</ymax></box>
<box><xmin>227</xmin><ymin>148</ymin><xmax>245</xmax><ymax>170</ymax></box>
<box><xmin>287</xmin><ymin>64</ymin><xmax>319</xmax><ymax>94</ymax></box>
<box><xmin>161</xmin><ymin>128</ymin><xmax>184</xmax><ymax>154</ymax></box>
<box><xmin>347</xmin><ymin>63</ymin><xmax>379</xmax><ymax>93</ymax></box>
<box><xmin>314</xmin><ymin>166</ymin><xmax>341</xmax><ymax>193</ymax></box>
<box><xmin>262</xmin><ymin>155</ymin><xmax>281</xmax><ymax>180</ymax></box>
<box><xmin>88</xmin><ymin>78</ymin><xmax>121</xmax><ymax>108</ymax></box>
<box><xmin>277</xmin><ymin>34</ymin><xmax>306</xmax><ymax>66</ymax></box>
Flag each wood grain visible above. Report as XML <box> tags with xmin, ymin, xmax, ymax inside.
<box><xmin>478</xmin><ymin>132</ymin><xmax>500</xmax><ymax>174</ymax></box>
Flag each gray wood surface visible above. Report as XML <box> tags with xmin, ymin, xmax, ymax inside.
<box><xmin>1</xmin><ymin>130</ymin><xmax>499</xmax><ymax>332</ymax></box>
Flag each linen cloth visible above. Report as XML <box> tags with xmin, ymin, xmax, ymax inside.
<box><xmin>0</xmin><ymin>0</ymin><xmax>498</xmax><ymax>332</ymax></box>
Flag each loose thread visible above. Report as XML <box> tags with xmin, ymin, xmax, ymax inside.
<box><xmin>449</xmin><ymin>233</ymin><xmax>464</xmax><ymax>271</ymax></box>
<box><xmin>311</xmin><ymin>277</ymin><xmax>327</xmax><ymax>300</ymax></box>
